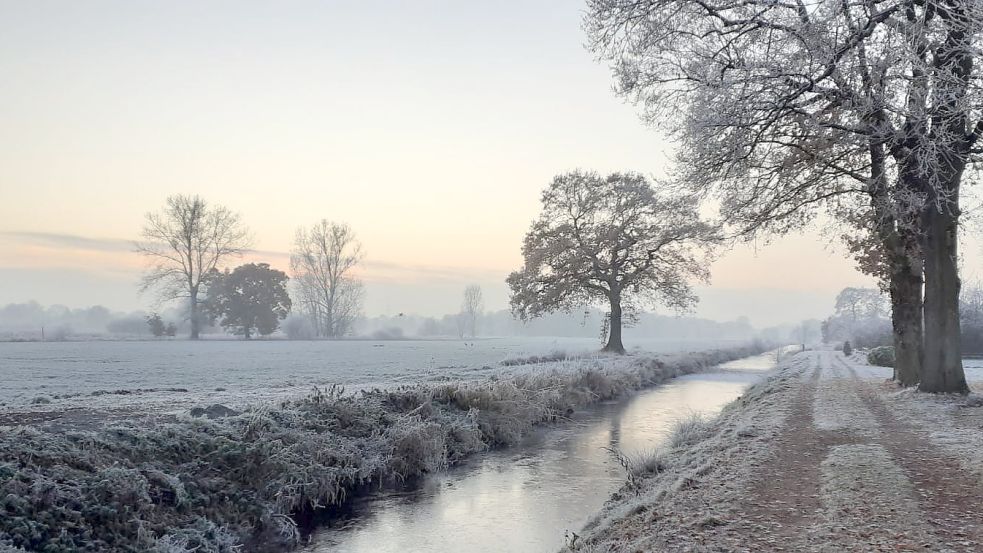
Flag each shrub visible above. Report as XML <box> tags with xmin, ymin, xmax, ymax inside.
<box><xmin>867</xmin><ymin>345</ymin><xmax>895</xmax><ymax>367</ymax></box>
<box><xmin>842</xmin><ymin>340</ymin><xmax>853</xmax><ymax>357</ymax></box>
<box><xmin>283</xmin><ymin>315</ymin><xmax>316</xmax><ymax>340</ymax></box>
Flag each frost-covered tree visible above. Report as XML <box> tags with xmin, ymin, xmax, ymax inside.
<box><xmin>137</xmin><ymin>195</ymin><xmax>250</xmax><ymax>340</ymax></box>
<box><xmin>203</xmin><ymin>263</ymin><xmax>292</xmax><ymax>339</ymax></box>
<box><xmin>587</xmin><ymin>0</ymin><xmax>982</xmax><ymax>392</ymax></box>
<box><xmin>507</xmin><ymin>170</ymin><xmax>717</xmax><ymax>353</ymax></box>
<box><xmin>290</xmin><ymin>221</ymin><xmax>364</xmax><ymax>338</ymax></box>
<box><xmin>461</xmin><ymin>285</ymin><xmax>483</xmax><ymax>338</ymax></box>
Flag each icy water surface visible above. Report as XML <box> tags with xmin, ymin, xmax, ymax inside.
<box><xmin>307</xmin><ymin>350</ymin><xmax>782</xmax><ymax>553</ymax></box>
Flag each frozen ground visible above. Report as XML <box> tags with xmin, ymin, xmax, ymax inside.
<box><xmin>0</xmin><ymin>337</ymin><xmax>738</xmax><ymax>414</ymax></box>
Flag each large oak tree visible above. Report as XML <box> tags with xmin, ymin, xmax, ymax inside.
<box><xmin>508</xmin><ymin>171</ymin><xmax>717</xmax><ymax>353</ymax></box>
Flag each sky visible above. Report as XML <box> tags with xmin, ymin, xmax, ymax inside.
<box><xmin>0</xmin><ymin>0</ymin><xmax>948</xmax><ymax>328</ymax></box>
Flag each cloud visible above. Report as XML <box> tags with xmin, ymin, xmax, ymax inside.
<box><xmin>0</xmin><ymin>231</ymin><xmax>134</xmax><ymax>253</ymax></box>
<box><xmin>2</xmin><ymin>231</ymin><xmax>506</xmax><ymax>286</ymax></box>
<box><xmin>246</xmin><ymin>247</ymin><xmax>505</xmax><ymax>284</ymax></box>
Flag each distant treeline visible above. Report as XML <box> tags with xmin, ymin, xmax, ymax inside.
<box><xmin>0</xmin><ymin>300</ymin><xmax>790</xmax><ymax>343</ymax></box>
<box><xmin>359</xmin><ymin>309</ymin><xmax>760</xmax><ymax>343</ymax></box>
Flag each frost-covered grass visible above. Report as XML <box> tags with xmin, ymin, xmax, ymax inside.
<box><xmin>667</xmin><ymin>412</ymin><xmax>710</xmax><ymax>449</ymax></box>
<box><xmin>0</xmin><ymin>345</ymin><xmax>762</xmax><ymax>553</ymax></box>
<box><xmin>0</xmin><ymin>338</ymin><xmax>744</xmax><ymax>409</ymax></box>
<box><xmin>500</xmin><ymin>349</ymin><xmax>570</xmax><ymax>366</ymax></box>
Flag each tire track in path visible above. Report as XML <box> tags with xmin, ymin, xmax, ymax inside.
<box><xmin>836</xmin><ymin>355</ymin><xmax>983</xmax><ymax>552</ymax></box>
<box><xmin>734</xmin><ymin>352</ymin><xmax>862</xmax><ymax>551</ymax></box>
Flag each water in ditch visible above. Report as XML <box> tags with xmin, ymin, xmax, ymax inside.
<box><xmin>307</xmin><ymin>350</ymin><xmax>781</xmax><ymax>553</ymax></box>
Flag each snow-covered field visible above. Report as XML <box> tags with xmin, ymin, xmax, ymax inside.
<box><xmin>0</xmin><ymin>337</ymin><xmax>738</xmax><ymax>409</ymax></box>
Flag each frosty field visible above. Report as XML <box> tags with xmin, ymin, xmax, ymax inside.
<box><xmin>0</xmin><ymin>337</ymin><xmax>736</xmax><ymax>411</ymax></box>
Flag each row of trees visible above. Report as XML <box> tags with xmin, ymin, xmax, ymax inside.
<box><xmin>821</xmin><ymin>282</ymin><xmax>983</xmax><ymax>358</ymax></box>
<box><xmin>136</xmin><ymin>195</ymin><xmax>486</xmax><ymax>340</ymax></box>
<box><xmin>137</xmin><ymin>195</ymin><xmax>364</xmax><ymax>340</ymax></box>
<box><xmin>583</xmin><ymin>0</ymin><xmax>980</xmax><ymax>393</ymax></box>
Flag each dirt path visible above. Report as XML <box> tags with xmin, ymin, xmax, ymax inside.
<box><xmin>732</xmin><ymin>350</ymin><xmax>983</xmax><ymax>552</ymax></box>
<box><xmin>569</xmin><ymin>350</ymin><xmax>983</xmax><ymax>553</ymax></box>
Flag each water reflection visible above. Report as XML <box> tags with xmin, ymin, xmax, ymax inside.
<box><xmin>308</xmin><ymin>352</ymin><xmax>777</xmax><ymax>553</ymax></box>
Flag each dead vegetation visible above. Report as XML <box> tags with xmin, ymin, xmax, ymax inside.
<box><xmin>0</xmin><ymin>346</ymin><xmax>761</xmax><ymax>552</ymax></box>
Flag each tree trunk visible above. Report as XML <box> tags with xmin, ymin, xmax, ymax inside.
<box><xmin>921</xmin><ymin>203</ymin><xmax>969</xmax><ymax>393</ymax></box>
<box><xmin>603</xmin><ymin>294</ymin><xmax>625</xmax><ymax>354</ymax></box>
<box><xmin>189</xmin><ymin>289</ymin><xmax>200</xmax><ymax>340</ymax></box>
<box><xmin>919</xmin><ymin>9</ymin><xmax>972</xmax><ymax>394</ymax></box>
<box><xmin>890</xmin><ymin>248</ymin><xmax>923</xmax><ymax>387</ymax></box>
<box><xmin>874</xmin><ymin>139</ymin><xmax>923</xmax><ymax>386</ymax></box>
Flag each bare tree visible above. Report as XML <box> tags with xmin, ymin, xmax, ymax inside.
<box><xmin>587</xmin><ymin>0</ymin><xmax>981</xmax><ymax>392</ymax></box>
<box><xmin>461</xmin><ymin>285</ymin><xmax>483</xmax><ymax>338</ymax></box>
<box><xmin>508</xmin><ymin>171</ymin><xmax>718</xmax><ymax>354</ymax></box>
<box><xmin>137</xmin><ymin>195</ymin><xmax>250</xmax><ymax>339</ymax></box>
<box><xmin>290</xmin><ymin>221</ymin><xmax>364</xmax><ymax>338</ymax></box>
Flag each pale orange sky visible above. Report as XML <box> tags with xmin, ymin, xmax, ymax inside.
<box><xmin>5</xmin><ymin>1</ymin><xmax>978</xmax><ymax>327</ymax></box>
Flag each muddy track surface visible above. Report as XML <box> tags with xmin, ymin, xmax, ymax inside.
<box><xmin>729</xmin><ymin>351</ymin><xmax>983</xmax><ymax>552</ymax></box>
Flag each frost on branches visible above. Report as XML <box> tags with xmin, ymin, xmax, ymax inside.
<box><xmin>587</xmin><ymin>0</ymin><xmax>983</xmax><ymax>392</ymax></box>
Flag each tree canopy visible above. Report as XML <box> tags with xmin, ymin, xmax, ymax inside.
<box><xmin>204</xmin><ymin>263</ymin><xmax>291</xmax><ymax>339</ymax></box>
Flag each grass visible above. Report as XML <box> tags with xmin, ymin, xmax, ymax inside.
<box><xmin>0</xmin><ymin>345</ymin><xmax>763</xmax><ymax>553</ymax></box>
<box><xmin>500</xmin><ymin>349</ymin><xmax>570</xmax><ymax>366</ymax></box>
<box><xmin>668</xmin><ymin>412</ymin><xmax>711</xmax><ymax>449</ymax></box>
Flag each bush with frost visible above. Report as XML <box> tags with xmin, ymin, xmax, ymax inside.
<box><xmin>867</xmin><ymin>345</ymin><xmax>894</xmax><ymax>368</ymax></box>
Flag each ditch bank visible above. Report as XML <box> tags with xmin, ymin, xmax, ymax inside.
<box><xmin>0</xmin><ymin>345</ymin><xmax>764</xmax><ymax>553</ymax></box>
<box><xmin>560</xmin><ymin>351</ymin><xmax>804</xmax><ymax>553</ymax></box>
